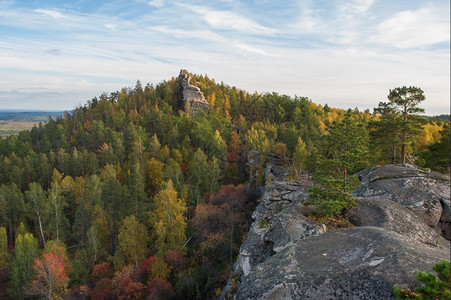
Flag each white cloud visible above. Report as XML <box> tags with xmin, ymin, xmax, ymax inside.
<box><xmin>0</xmin><ymin>1</ymin><xmax>449</xmax><ymax>115</ymax></box>
<box><xmin>179</xmin><ymin>4</ymin><xmax>277</xmax><ymax>36</ymax></box>
<box><xmin>148</xmin><ymin>26</ymin><xmax>224</xmax><ymax>42</ymax></box>
<box><xmin>232</xmin><ymin>42</ymin><xmax>268</xmax><ymax>56</ymax></box>
<box><xmin>148</xmin><ymin>0</ymin><xmax>164</xmax><ymax>8</ymax></box>
<box><xmin>369</xmin><ymin>6</ymin><xmax>450</xmax><ymax>48</ymax></box>
<box><xmin>104</xmin><ymin>23</ymin><xmax>117</xmax><ymax>31</ymax></box>
<box><xmin>35</xmin><ymin>8</ymin><xmax>68</xmax><ymax>19</ymax></box>
<box><xmin>339</xmin><ymin>0</ymin><xmax>375</xmax><ymax>14</ymax></box>
<box><xmin>293</xmin><ymin>0</ymin><xmax>319</xmax><ymax>33</ymax></box>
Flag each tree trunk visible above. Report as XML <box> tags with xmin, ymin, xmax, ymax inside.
<box><xmin>36</xmin><ymin>208</ymin><xmax>46</xmax><ymax>246</ymax></box>
<box><xmin>391</xmin><ymin>145</ymin><xmax>396</xmax><ymax>164</ymax></box>
<box><xmin>401</xmin><ymin>144</ymin><xmax>406</xmax><ymax>164</ymax></box>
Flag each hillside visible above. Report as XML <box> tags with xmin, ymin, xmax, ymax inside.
<box><xmin>0</xmin><ymin>110</ymin><xmax>64</xmax><ymax>137</ymax></box>
<box><xmin>0</xmin><ymin>70</ymin><xmax>449</xmax><ymax>299</ymax></box>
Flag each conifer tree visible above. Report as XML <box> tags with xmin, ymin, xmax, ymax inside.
<box><xmin>373</xmin><ymin>86</ymin><xmax>426</xmax><ymax>164</ymax></box>
<box><xmin>0</xmin><ymin>226</ymin><xmax>8</xmax><ymax>271</ymax></box>
<box><xmin>308</xmin><ymin>110</ymin><xmax>369</xmax><ymax>217</ymax></box>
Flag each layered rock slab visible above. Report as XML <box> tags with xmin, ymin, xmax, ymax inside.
<box><xmin>347</xmin><ymin>197</ymin><xmax>449</xmax><ymax>248</ymax></box>
<box><xmin>230</xmin><ymin>227</ymin><xmax>450</xmax><ymax>300</ymax></box>
<box><xmin>354</xmin><ymin>164</ymin><xmax>450</xmax><ymax>238</ymax></box>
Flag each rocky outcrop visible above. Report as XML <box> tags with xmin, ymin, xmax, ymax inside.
<box><xmin>347</xmin><ymin>197</ymin><xmax>449</xmax><ymax>248</ymax></box>
<box><xmin>221</xmin><ymin>159</ymin><xmax>450</xmax><ymax>300</ymax></box>
<box><xmin>178</xmin><ymin>69</ymin><xmax>209</xmax><ymax>116</ymax></box>
<box><xmin>354</xmin><ymin>164</ymin><xmax>450</xmax><ymax>239</ymax></box>
<box><xmin>226</xmin><ymin>227</ymin><xmax>449</xmax><ymax>300</ymax></box>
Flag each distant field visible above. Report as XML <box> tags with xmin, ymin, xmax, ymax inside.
<box><xmin>0</xmin><ymin>110</ymin><xmax>64</xmax><ymax>137</ymax></box>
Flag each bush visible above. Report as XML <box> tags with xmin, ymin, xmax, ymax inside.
<box><xmin>393</xmin><ymin>259</ymin><xmax>451</xmax><ymax>299</ymax></box>
<box><xmin>306</xmin><ymin>176</ymin><xmax>358</xmax><ymax>218</ymax></box>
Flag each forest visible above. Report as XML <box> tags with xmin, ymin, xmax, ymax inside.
<box><xmin>0</xmin><ymin>72</ymin><xmax>449</xmax><ymax>300</ymax></box>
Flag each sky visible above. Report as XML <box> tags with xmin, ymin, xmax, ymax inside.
<box><xmin>0</xmin><ymin>0</ymin><xmax>449</xmax><ymax>115</ymax></box>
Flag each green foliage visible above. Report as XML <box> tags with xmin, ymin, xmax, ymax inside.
<box><xmin>0</xmin><ymin>226</ymin><xmax>9</xmax><ymax>270</ymax></box>
<box><xmin>69</xmin><ymin>259</ymin><xmax>90</xmax><ymax>287</ymax></box>
<box><xmin>150</xmin><ymin>180</ymin><xmax>187</xmax><ymax>254</ymax></box>
<box><xmin>421</xmin><ymin>123</ymin><xmax>450</xmax><ymax>174</ymax></box>
<box><xmin>115</xmin><ymin>215</ymin><xmax>148</xmax><ymax>268</ymax></box>
<box><xmin>373</xmin><ymin>86</ymin><xmax>426</xmax><ymax>164</ymax></box>
<box><xmin>308</xmin><ymin>176</ymin><xmax>359</xmax><ymax>218</ymax></box>
<box><xmin>416</xmin><ymin>260</ymin><xmax>451</xmax><ymax>299</ymax></box>
<box><xmin>9</xmin><ymin>233</ymin><xmax>39</xmax><ymax>299</ymax></box>
<box><xmin>0</xmin><ymin>72</ymin><xmax>444</xmax><ymax>300</ymax></box>
<box><xmin>307</xmin><ymin>110</ymin><xmax>368</xmax><ymax>218</ymax></box>
<box><xmin>394</xmin><ymin>260</ymin><xmax>451</xmax><ymax>300</ymax></box>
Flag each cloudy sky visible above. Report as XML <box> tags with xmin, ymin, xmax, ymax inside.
<box><xmin>0</xmin><ymin>0</ymin><xmax>449</xmax><ymax>115</ymax></box>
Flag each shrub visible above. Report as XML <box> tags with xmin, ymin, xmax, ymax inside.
<box><xmin>393</xmin><ymin>259</ymin><xmax>451</xmax><ymax>299</ymax></box>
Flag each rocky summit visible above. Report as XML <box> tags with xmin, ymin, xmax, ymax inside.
<box><xmin>178</xmin><ymin>69</ymin><xmax>209</xmax><ymax>116</ymax></box>
<box><xmin>221</xmin><ymin>159</ymin><xmax>450</xmax><ymax>300</ymax></box>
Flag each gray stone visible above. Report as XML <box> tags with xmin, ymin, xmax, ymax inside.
<box><xmin>222</xmin><ymin>163</ymin><xmax>451</xmax><ymax>299</ymax></box>
<box><xmin>354</xmin><ymin>164</ymin><xmax>450</xmax><ymax>230</ymax></box>
<box><xmin>263</xmin><ymin>206</ymin><xmax>326</xmax><ymax>253</ymax></box>
<box><xmin>347</xmin><ymin>197</ymin><xmax>448</xmax><ymax>248</ymax></box>
<box><xmin>179</xmin><ymin>69</ymin><xmax>209</xmax><ymax>116</ymax></box>
<box><xmin>224</xmin><ymin>227</ymin><xmax>450</xmax><ymax>300</ymax></box>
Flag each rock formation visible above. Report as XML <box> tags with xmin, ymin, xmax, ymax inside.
<box><xmin>178</xmin><ymin>69</ymin><xmax>209</xmax><ymax>116</ymax></box>
<box><xmin>353</xmin><ymin>164</ymin><xmax>450</xmax><ymax>239</ymax></box>
<box><xmin>221</xmin><ymin>158</ymin><xmax>450</xmax><ymax>300</ymax></box>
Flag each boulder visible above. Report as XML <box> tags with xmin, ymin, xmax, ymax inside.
<box><xmin>347</xmin><ymin>197</ymin><xmax>448</xmax><ymax>248</ymax></box>
<box><xmin>224</xmin><ymin>227</ymin><xmax>450</xmax><ymax>300</ymax></box>
<box><xmin>354</xmin><ymin>164</ymin><xmax>450</xmax><ymax>234</ymax></box>
<box><xmin>263</xmin><ymin>206</ymin><xmax>326</xmax><ymax>253</ymax></box>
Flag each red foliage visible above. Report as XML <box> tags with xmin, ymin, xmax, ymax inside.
<box><xmin>34</xmin><ymin>251</ymin><xmax>69</xmax><ymax>282</ymax></box>
<box><xmin>137</xmin><ymin>256</ymin><xmax>156</xmax><ymax>283</ymax></box>
<box><xmin>147</xmin><ymin>277</ymin><xmax>174</xmax><ymax>300</ymax></box>
<box><xmin>181</xmin><ymin>162</ymin><xmax>188</xmax><ymax>175</ymax></box>
<box><xmin>91</xmin><ymin>277</ymin><xmax>112</xmax><ymax>300</ymax></box>
<box><xmin>91</xmin><ymin>262</ymin><xmax>114</xmax><ymax>284</ymax></box>
<box><xmin>140</xmin><ymin>256</ymin><xmax>155</xmax><ymax>274</ymax></box>
<box><xmin>165</xmin><ymin>251</ymin><xmax>185</xmax><ymax>271</ymax></box>
<box><xmin>115</xmin><ymin>276</ymin><xmax>146</xmax><ymax>300</ymax></box>
<box><xmin>29</xmin><ymin>251</ymin><xmax>69</xmax><ymax>299</ymax></box>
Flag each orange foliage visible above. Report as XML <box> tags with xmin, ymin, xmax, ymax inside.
<box><xmin>29</xmin><ymin>251</ymin><xmax>69</xmax><ymax>299</ymax></box>
<box><xmin>115</xmin><ymin>277</ymin><xmax>146</xmax><ymax>300</ymax></box>
<box><xmin>91</xmin><ymin>262</ymin><xmax>114</xmax><ymax>284</ymax></box>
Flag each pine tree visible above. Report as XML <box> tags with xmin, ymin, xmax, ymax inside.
<box><xmin>308</xmin><ymin>110</ymin><xmax>369</xmax><ymax>218</ymax></box>
<box><xmin>0</xmin><ymin>226</ymin><xmax>9</xmax><ymax>271</ymax></box>
<box><xmin>373</xmin><ymin>86</ymin><xmax>426</xmax><ymax>164</ymax></box>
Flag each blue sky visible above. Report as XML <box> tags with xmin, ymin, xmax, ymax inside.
<box><xmin>0</xmin><ymin>0</ymin><xmax>449</xmax><ymax>115</ymax></box>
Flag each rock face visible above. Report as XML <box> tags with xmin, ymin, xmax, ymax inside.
<box><xmin>346</xmin><ymin>197</ymin><xmax>449</xmax><ymax>248</ymax></box>
<box><xmin>221</xmin><ymin>160</ymin><xmax>450</xmax><ymax>300</ymax></box>
<box><xmin>178</xmin><ymin>69</ymin><xmax>209</xmax><ymax>116</ymax></box>
<box><xmin>353</xmin><ymin>164</ymin><xmax>450</xmax><ymax>239</ymax></box>
<box><xmin>228</xmin><ymin>227</ymin><xmax>449</xmax><ymax>300</ymax></box>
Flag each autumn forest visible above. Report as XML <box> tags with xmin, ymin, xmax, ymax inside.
<box><xmin>0</xmin><ymin>72</ymin><xmax>449</xmax><ymax>299</ymax></box>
